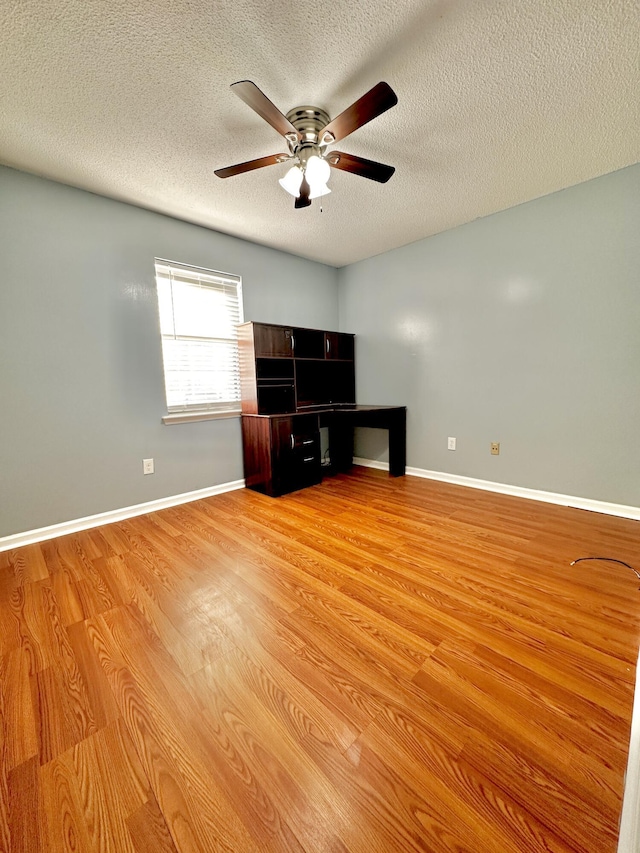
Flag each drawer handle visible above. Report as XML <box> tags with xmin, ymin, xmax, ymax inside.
<box><xmin>290</xmin><ymin>433</ymin><xmax>295</xmax><ymax>450</ymax></box>
<box><xmin>326</xmin><ymin>338</ymin><xmax>330</xmax><ymax>354</ymax></box>
<box><xmin>302</xmin><ymin>439</ymin><xmax>314</xmax><ymax>445</ymax></box>
<box><xmin>303</xmin><ymin>456</ymin><xmax>315</xmax><ymax>463</ymax></box>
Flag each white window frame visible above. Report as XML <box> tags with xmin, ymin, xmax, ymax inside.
<box><xmin>154</xmin><ymin>258</ymin><xmax>243</xmax><ymax>423</ymax></box>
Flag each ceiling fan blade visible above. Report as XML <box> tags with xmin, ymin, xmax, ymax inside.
<box><xmin>327</xmin><ymin>151</ymin><xmax>395</xmax><ymax>183</ymax></box>
<box><xmin>214</xmin><ymin>153</ymin><xmax>289</xmax><ymax>179</ymax></box>
<box><xmin>318</xmin><ymin>82</ymin><xmax>397</xmax><ymax>145</ymax></box>
<box><xmin>231</xmin><ymin>81</ymin><xmax>300</xmax><ymax>140</ymax></box>
<box><xmin>294</xmin><ymin>174</ymin><xmax>312</xmax><ymax>209</ymax></box>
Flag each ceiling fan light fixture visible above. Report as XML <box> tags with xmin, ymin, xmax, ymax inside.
<box><xmin>279</xmin><ymin>165</ymin><xmax>304</xmax><ymax>197</ymax></box>
<box><xmin>301</xmin><ymin>154</ymin><xmax>331</xmax><ymax>201</ymax></box>
<box><xmin>217</xmin><ymin>81</ymin><xmax>397</xmax><ymax>209</ymax></box>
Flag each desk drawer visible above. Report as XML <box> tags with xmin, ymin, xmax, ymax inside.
<box><xmin>292</xmin><ymin>434</ymin><xmax>321</xmax><ymax>473</ymax></box>
<box><xmin>271</xmin><ymin>417</ymin><xmax>321</xmax><ymax>495</ymax></box>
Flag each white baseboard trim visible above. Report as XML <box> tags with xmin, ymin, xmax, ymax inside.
<box><xmin>618</xmin><ymin>647</ymin><xmax>640</xmax><ymax>853</ymax></box>
<box><xmin>353</xmin><ymin>458</ymin><xmax>640</xmax><ymax>521</ymax></box>
<box><xmin>0</xmin><ymin>479</ymin><xmax>245</xmax><ymax>552</ymax></box>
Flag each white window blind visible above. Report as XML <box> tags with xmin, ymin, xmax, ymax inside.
<box><xmin>154</xmin><ymin>259</ymin><xmax>243</xmax><ymax>415</ymax></box>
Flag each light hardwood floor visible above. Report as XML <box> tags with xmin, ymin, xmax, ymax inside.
<box><xmin>1</xmin><ymin>467</ymin><xmax>640</xmax><ymax>852</ymax></box>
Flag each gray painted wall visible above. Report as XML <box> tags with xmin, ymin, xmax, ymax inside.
<box><xmin>339</xmin><ymin>165</ymin><xmax>640</xmax><ymax>507</ymax></box>
<box><xmin>2</xmin><ymin>163</ymin><xmax>638</xmax><ymax>538</ymax></box>
<box><xmin>0</xmin><ymin>166</ymin><xmax>338</xmax><ymax>537</ymax></box>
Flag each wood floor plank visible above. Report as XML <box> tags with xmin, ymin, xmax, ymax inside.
<box><xmin>204</xmin><ymin>643</ymin><xmax>361</xmax><ymax>754</ymax></box>
<box><xmin>280</xmin><ymin>605</ymin><xmax>472</xmax><ymax>759</ymax></box>
<box><xmin>89</xmin><ymin>606</ymin><xmax>261</xmax><ymax>853</ymax></box>
<box><xmin>124</xmin><ymin>576</ymin><xmax>212</xmax><ymax>677</ymax></box>
<box><xmin>126</xmin><ymin>792</ymin><xmax>180</xmax><ymax>853</ymax></box>
<box><xmin>355</xmin><ymin>719</ymin><xmax>574</xmax><ymax>853</ymax></box>
<box><xmin>190</xmin><ymin>660</ymin><xmax>331</xmax><ymax>852</ymax></box>
<box><xmin>40</xmin><ymin>719</ymin><xmax>147</xmax><ymax>853</ymax></box>
<box><xmin>342</xmin><ymin>567</ymin><xmax>634</xmax><ymax>719</ymax></box>
<box><xmin>301</xmin><ymin>717</ymin><xmax>474</xmax><ymax>853</ymax></box>
<box><xmin>471</xmin><ymin>641</ymin><xmax>632</xmax><ymax>752</ymax></box>
<box><xmin>365</xmin><ymin>566</ymin><xmax>634</xmax><ymax>685</ymax></box>
<box><xmin>412</xmin><ymin>657</ymin><xmax>624</xmax><ymax>828</ymax></box>
<box><xmin>7</xmin><ymin>755</ymin><xmax>45</xmax><ymax>853</ymax></box>
<box><xmin>66</xmin><ymin>620</ymin><xmax>120</xmax><ymax>730</ymax></box>
<box><xmin>50</xmin><ymin>569</ymin><xmax>85</xmax><ymax>627</ymax></box>
<box><xmin>1</xmin><ymin>468</ymin><xmax>638</xmax><ymax>852</ymax></box>
<box><xmin>41</xmin><ymin>748</ymin><xmax>96</xmax><ymax>853</ymax></box>
<box><xmin>367</xmin><ymin>696</ymin><xmax>575</xmax><ymax>852</ymax></box>
<box><xmin>282</xmin><ymin>573</ymin><xmax>436</xmax><ymax>675</ymax></box>
<box><xmin>461</xmin><ymin>729</ymin><xmax>620</xmax><ymax>853</ymax></box>
<box><xmin>173</xmin><ymin>501</ymin><xmax>348</xmax><ymax>591</ymax></box>
<box><xmin>217</xmin><ymin>602</ymin><xmax>366</xmax><ymax>745</ymax></box>
<box><xmin>7</xmin><ymin>581</ymin><xmax>54</xmax><ymax>675</ymax></box>
<box><xmin>0</xmin><ymin>574</ymin><xmax>21</xmax><ymax>660</ymax></box>
<box><xmin>430</xmin><ymin>638</ymin><xmax>628</xmax><ymax>774</ymax></box>
<box><xmin>0</xmin><ymin>679</ymin><xmax>9</xmax><ymax>853</ymax></box>
<box><xmin>68</xmin><ymin>718</ymin><xmax>149</xmax><ymax>853</ymax></box>
<box><xmin>1</xmin><ymin>647</ymin><xmax>38</xmax><ymax>770</ymax></box>
<box><xmin>31</xmin><ymin>666</ymin><xmax>82</xmax><ymax>765</ymax></box>
<box><xmin>2</xmin><ymin>546</ymin><xmax>49</xmax><ymax>585</ymax></box>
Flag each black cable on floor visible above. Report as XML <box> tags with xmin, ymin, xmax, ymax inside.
<box><xmin>570</xmin><ymin>556</ymin><xmax>640</xmax><ymax>580</ymax></box>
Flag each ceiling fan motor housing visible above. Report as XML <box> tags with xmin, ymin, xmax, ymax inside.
<box><xmin>286</xmin><ymin>106</ymin><xmax>331</xmax><ymax>144</ymax></box>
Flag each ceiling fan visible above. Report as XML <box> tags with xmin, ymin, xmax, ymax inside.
<box><xmin>214</xmin><ymin>80</ymin><xmax>398</xmax><ymax>209</ymax></box>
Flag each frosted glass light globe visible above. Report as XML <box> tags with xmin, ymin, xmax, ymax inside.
<box><xmin>279</xmin><ymin>166</ymin><xmax>303</xmax><ymax>197</ymax></box>
<box><xmin>306</xmin><ymin>155</ymin><xmax>331</xmax><ymax>186</ymax></box>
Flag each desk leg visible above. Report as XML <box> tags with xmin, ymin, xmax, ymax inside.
<box><xmin>388</xmin><ymin>410</ymin><xmax>406</xmax><ymax>477</ymax></box>
<box><xmin>328</xmin><ymin>422</ymin><xmax>354</xmax><ymax>473</ymax></box>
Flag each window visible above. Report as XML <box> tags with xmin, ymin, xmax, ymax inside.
<box><xmin>155</xmin><ymin>259</ymin><xmax>243</xmax><ymax>420</ymax></box>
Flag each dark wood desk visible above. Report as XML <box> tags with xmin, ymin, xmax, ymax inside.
<box><xmin>238</xmin><ymin>321</ymin><xmax>406</xmax><ymax>497</ymax></box>
<box><xmin>241</xmin><ymin>405</ymin><xmax>406</xmax><ymax>497</ymax></box>
<box><xmin>318</xmin><ymin>405</ymin><xmax>406</xmax><ymax>477</ymax></box>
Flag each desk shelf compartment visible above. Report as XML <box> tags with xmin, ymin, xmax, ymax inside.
<box><xmin>256</xmin><ymin>358</ymin><xmax>295</xmax><ymax>414</ymax></box>
<box><xmin>295</xmin><ymin>360</ymin><xmax>355</xmax><ymax>409</ymax></box>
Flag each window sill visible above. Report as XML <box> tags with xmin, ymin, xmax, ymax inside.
<box><xmin>162</xmin><ymin>410</ymin><xmax>241</xmax><ymax>425</ymax></box>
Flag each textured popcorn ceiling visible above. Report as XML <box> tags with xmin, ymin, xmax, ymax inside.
<box><xmin>0</xmin><ymin>0</ymin><xmax>638</xmax><ymax>267</ymax></box>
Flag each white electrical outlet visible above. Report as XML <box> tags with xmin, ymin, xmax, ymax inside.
<box><xmin>143</xmin><ymin>458</ymin><xmax>154</xmax><ymax>475</ymax></box>
<box><xmin>448</xmin><ymin>437</ymin><xmax>456</xmax><ymax>451</ymax></box>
